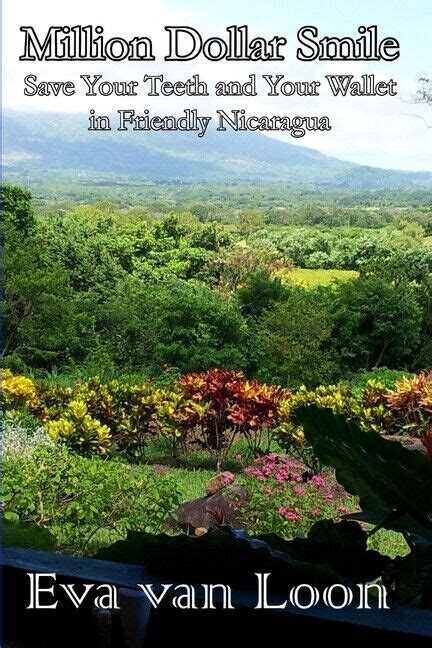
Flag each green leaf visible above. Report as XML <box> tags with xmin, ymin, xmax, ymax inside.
<box><xmin>95</xmin><ymin>529</ymin><xmax>338</xmax><ymax>589</ymax></box>
<box><xmin>3</xmin><ymin>520</ymin><xmax>57</xmax><ymax>551</ymax></box>
<box><xmin>393</xmin><ymin>545</ymin><xmax>432</xmax><ymax>608</ymax></box>
<box><xmin>261</xmin><ymin>520</ymin><xmax>387</xmax><ymax>583</ymax></box>
<box><xmin>296</xmin><ymin>406</ymin><xmax>432</xmax><ymax>536</ymax></box>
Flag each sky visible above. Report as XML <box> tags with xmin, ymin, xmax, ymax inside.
<box><xmin>2</xmin><ymin>0</ymin><xmax>432</xmax><ymax>171</ymax></box>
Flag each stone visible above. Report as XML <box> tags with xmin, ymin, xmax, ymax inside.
<box><xmin>205</xmin><ymin>471</ymin><xmax>235</xmax><ymax>495</ymax></box>
<box><xmin>176</xmin><ymin>485</ymin><xmax>251</xmax><ymax>532</ymax></box>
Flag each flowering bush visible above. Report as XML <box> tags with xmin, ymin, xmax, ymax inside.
<box><xmin>233</xmin><ymin>454</ymin><xmax>356</xmax><ymax>538</ymax></box>
<box><xmin>2</xmin><ymin>369</ymin><xmax>37</xmax><ymax>411</ymax></box>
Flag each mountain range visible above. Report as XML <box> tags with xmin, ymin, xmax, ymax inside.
<box><xmin>3</xmin><ymin>111</ymin><xmax>432</xmax><ymax>190</ymax></box>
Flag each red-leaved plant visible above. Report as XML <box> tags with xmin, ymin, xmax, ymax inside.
<box><xmin>178</xmin><ymin>369</ymin><xmax>287</xmax><ymax>469</ymax></box>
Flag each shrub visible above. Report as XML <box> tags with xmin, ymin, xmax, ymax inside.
<box><xmin>73</xmin><ymin>377</ymin><xmax>162</xmax><ymax>458</ymax></box>
<box><xmin>252</xmin><ymin>288</ymin><xmax>338</xmax><ymax>387</ymax></box>
<box><xmin>46</xmin><ymin>400</ymin><xmax>112</xmax><ymax>455</ymax></box>
<box><xmin>2</xmin><ymin>414</ymin><xmax>53</xmax><ymax>457</ymax></box>
<box><xmin>275</xmin><ymin>383</ymin><xmax>381</xmax><ymax>460</ymax></box>
<box><xmin>385</xmin><ymin>371</ymin><xmax>432</xmax><ymax>437</ymax></box>
<box><xmin>4</xmin><ymin>369</ymin><xmax>432</xmax><ymax>464</ymax></box>
<box><xmin>2</xmin><ymin>445</ymin><xmax>182</xmax><ymax>553</ymax></box>
<box><xmin>178</xmin><ymin>369</ymin><xmax>285</xmax><ymax>468</ymax></box>
<box><xmin>2</xmin><ymin>369</ymin><xmax>37</xmax><ymax>411</ymax></box>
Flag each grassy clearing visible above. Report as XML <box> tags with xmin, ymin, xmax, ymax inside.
<box><xmin>276</xmin><ymin>268</ymin><xmax>359</xmax><ymax>287</ymax></box>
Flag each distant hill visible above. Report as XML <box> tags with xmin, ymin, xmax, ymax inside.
<box><xmin>3</xmin><ymin>111</ymin><xmax>432</xmax><ymax>190</ymax></box>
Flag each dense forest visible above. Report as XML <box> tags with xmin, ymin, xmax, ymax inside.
<box><xmin>3</xmin><ymin>183</ymin><xmax>432</xmax><ymax>387</ymax></box>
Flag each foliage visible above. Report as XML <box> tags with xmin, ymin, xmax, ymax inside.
<box><xmin>252</xmin><ymin>287</ymin><xmax>337</xmax><ymax>387</ymax></box>
<box><xmin>2</xmin><ymin>445</ymin><xmax>182</xmax><ymax>553</ymax></box>
<box><xmin>3</xmin><ymin>232</ymin><xmax>94</xmax><ymax>368</ymax></box>
<box><xmin>297</xmin><ymin>406</ymin><xmax>432</xmax><ymax>542</ymax></box>
<box><xmin>178</xmin><ymin>369</ymin><xmax>285</xmax><ymax>468</ymax></box>
<box><xmin>1</xmin><ymin>184</ymin><xmax>35</xmax><ymax>234</ymax></box>
<box><xmin>94</xmin><ymin>520</ymin><xmax>386</xmax><ymax>593</ymax></box>
<box><xmin>322</xmin><ymin>276</ymin><xmax>423</xmax><ymax>370</ymax></box>
<box><xmin>98</xmin><ymin>276</ymin><xmax>248</xmax><ymax>373</ymax></box>
<box><xmin>95</xmin><ymin>527</ymin><xmax>340</xmax><ymax>589</ymax></box>
<box><xmin>276</xmin><ymin>375</ymin><xmax>432</xmax><ymax>453</ymax></box>
<box><xmin>384</xmin><ymin>371</ymin><xmax>432</xmax><ymax>438</ymax></box>
<box><xmin>3</xmin><ymin>186</ymin><xmax>432</xmax><ymax>378</ymax></box>
<box><xmin>2</xmin><ymin>414</ymin><xmax>53</xmax><ymax>457</ymax></box>
<box><xmin>4</xmin><ymin>369</ymin><xmax>432</xmax><ymax>463</ymax></box>
<box><xmin>46</xmin><ymin>400</ymin><xmax>112</xmax><ymax>456</ymax></box>
<box><xmin>237</xmin><ymin>270</ymin><xmax>287</xmax><ymax>319</ymax></box>
<box><xmin>2</xmin><ymin>368</ymin><xmax>37</xmax><ymax>411</ymax></box>
<box><xmin>296</xmin><ymin>405</ymin><xmax>432</xmax><ymax>607</ymax></box>
<box><xmin>204</xmin><ymin>244</ymin><xmax>284</xmax><ymax>293</ymax></box>
<box><xmin>2</xmin><ymin>520</ymin><xmax>57</xmax><ymax>551</ymax></box>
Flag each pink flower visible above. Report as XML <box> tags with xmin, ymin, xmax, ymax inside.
<box><xmin>221</xmin><ymin>474</ymin><xmax>234</xmax><ymax>485</ymax></box>
<box><xmin>291</xmin><ymin>472</ymin><xmax>302</xmax><ymax>482</ymax></box>
<box><xmin>325</xmin><ymin>493</ymin><xmax>334</xmax><ymax>501</ymax></box>
<box><xmin>294</xmin><ymin>487</ymin><xmax>305</xmax><ymax>497</ymax></box>
<box><xmin>338</xmin><ymin>506</ymin><xmax>349</xmax><ymax>514</ymax></box>
<box><xmin>235</xmin><ymin>453</ymin><xmax>243</xmax><ymax>461</ymax></box>
<box><xmin>310</xmin><ymin>475</ymin><xmax>325</xmax><ymax>487</ymax></box>
<box><xmin>263</xmin><ymin>486</ymin><xmax>273</xmax><ymax>495</ymax></box>
<box><xmin>278</xmin><ymin>507</ymin><xmax>300</xmax><ymax>522</ymax></box>
<box><xmin>286</xmin><ymin>510</ymin><xmax>300</xmax><ymax>522</ymax></box>
<box><xmin>311</xmin><ymin>508</ymin><xmax>321</xmax><ymax>517</ymax></box>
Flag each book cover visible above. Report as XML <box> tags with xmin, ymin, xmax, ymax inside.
<box><xmin>2</xmin><ymin>0</ymin><xmax>432</xmax><ymax>644</ymax></box>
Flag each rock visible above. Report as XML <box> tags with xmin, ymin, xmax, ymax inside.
<box><xmin>205</xmin><ymin>471</ymin><xmax>235</xmax><ymax>495</ymax></box>
<box><xmin>176</xmin><ymin>485</ymin><xmax>251</xmax><ymax>532</ymax></box>
<box><xmin>194</xmin><ymin>527</ymin><xmax>208</xmax><ymax>537</ymax></box>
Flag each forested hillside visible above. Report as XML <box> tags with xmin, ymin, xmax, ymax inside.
<box><xmin>4</xmin><ymin>111</ymin><xmax>432</xmax><ymax>189</ymax></box>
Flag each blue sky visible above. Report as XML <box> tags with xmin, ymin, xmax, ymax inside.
<box><xmin>3</xmin><ymin>0</ymin><xmax>432</xmax><ymax>170</ymax></box>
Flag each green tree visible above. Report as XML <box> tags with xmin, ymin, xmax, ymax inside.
<box><xmin>238</xmin><ymin>208</ymin><xmax>264</xmax><ymax>235</ymax></box>
<box><xmin>252</xmin><ymin>287</ymin><xmax>337</xmax><ymax>387</ymax></box>
<box><xmin>324</xmin><ymin>276</ymin><xmax>422</xmax><ymax>370</ymax></box>
<box><xmin>1</xmin><ymin>184</ymin><xmax>35</xmax><ymax>235</ymax></box>
<box><xmin>3</xmin><ymin>237</ymin><xmax>93</xmax><ymax>369</ymax></box>
<box><xmin>237</xmin><ymin>270</ymin><xmax>287</xmax><ymax>320</ymax></box>
<box><xmin>98</xmin><ymin>277</ymin><xmax>248</xmax><ymax>373</ymax></box>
